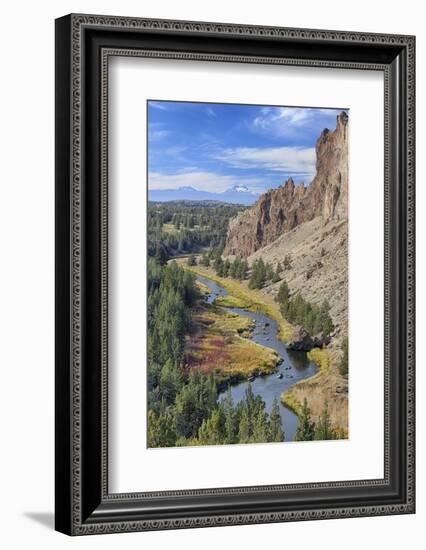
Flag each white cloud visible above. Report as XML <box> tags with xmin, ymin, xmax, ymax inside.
<box><xmin>206</xmin><ymin>106</ymin><xmax>217</xmax><ymax>118</ymax></box>
<box><xmin>148</xmin><ymin>122</ymin><xmax>171</xmax><ymax>141</ymax></box>
<box><xmin>163</xmin><ymin>145</ymin><xmax>187</xmax><ymax>157</ymax></box>
<box><xmin>149</xmin><ymin>130</ymin><xmax>171</xmax><ymax>141</ymax></box>
<box><xmin>213</xmin><ymin>146</ymin><xmax>316</xmax><ymax>177</ymax></box>
<box><xmin>251</xmin><ymin>107</ymin><xmax>341</xmax><ymax>137</ymax></box>
<box><xmin>148</xmin><ymin>101</ymin><xmax>170</xmax><ymax>111</ymax></box>
<box><xmin>148</xmin><ymin>171</ymin><xmax>263</xmax><ymax>193</ymax></box>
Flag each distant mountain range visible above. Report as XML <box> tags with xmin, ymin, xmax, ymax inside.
<box><xmin>148</xmin><ymin>185</ymin><xmax>259</xmax><ymax>205</ymax></box>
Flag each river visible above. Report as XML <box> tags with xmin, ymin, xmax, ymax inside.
<box><xmin>196</xmin><ymin>274</ymin><xmax>316</xmax><ymax>442</ymax></box>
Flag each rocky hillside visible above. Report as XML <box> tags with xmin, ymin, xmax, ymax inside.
<box><xmin>249</xmin><ymin>216</ymin><xmax>348</xmax><ymax>343</ymax></box>
<box><xmin>224</xmin><ymin>111</ymin><xmax>348</xmax><ymax>257</ymax></box>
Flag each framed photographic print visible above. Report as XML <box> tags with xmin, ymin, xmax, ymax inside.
<box><xmin>55</xmin><ymin>14</ymin><xmax>415</xmax><ymax>535</ymax></box>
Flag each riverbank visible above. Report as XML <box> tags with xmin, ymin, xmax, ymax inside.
<box><xmin>177</xmin><ymin>259</ymin><xmax>294</xmax><ymax>343</ymax></box>
<box><xmin>281</xmin><ymin>348</ymin><xmax>348</xmax><ymax>436</ymax></box>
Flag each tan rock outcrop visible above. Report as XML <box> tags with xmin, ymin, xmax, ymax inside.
<box><xmin>224</xmin><ymin>112</ymin><xmax>348</xmax><ymax>257</ymax></box>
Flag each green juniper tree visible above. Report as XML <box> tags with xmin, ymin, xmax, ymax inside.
<box><xmin>268</xmin><ymin>398</ymin><xmax>285</xmax><ymax>442</ymax></box>
<box><xmin>147</xmin><ymin>410</ymin><xmax>176</xmax><ymax>448</ymax></box>
<box><xmin>276</xmin><ymin>280</ymin><xmax>290</xmax><ymax>302</ymax></box>
<box><xmin>251</xmin><ymin>408</ymin><xmax>269</xmax><ymax>443</ymax></box>
<box><xmin>222</xmin><ymin>388</ymin><xmax>237</xmax><ymax>444</ymax></box>
<box><xmin>154</xmin><ymin>243</ymin><xmax>168</xmax><ymax>266</ymax></box>
<box><xmin>315</xmin><ymin>401</ymin><xmax>333</xmax><ymax>440</ymax></box>
<box><xmin>223</xmin><ymin>258</ymin><xmax>231</xmax><ymax>277</ymax></box>
<box><xmin>200</xmin><ymin>252</ymin><xmax>210</xmax><ymax>267</ymax></box>
<box><xmin>213</xmin><ymin>256</ymin><xmax>224</xmax><ymax>276</ymax></box>
<box><xmin>319</xmin><ymin>300</ymin><xmax>334</xmax><ymax>338</ymax></box>
<box><xmin>187</xmin><ymin>254</ymin><xmax>197</xmax><ymax>266</ymax></box>
<box><xmin>294</xmin><ymin>398</ymin><xmax>316</xmax><ymax>441</ymax></box>
<box><xmin>248</xmin><ymin>258</ymin><xmax>267</xmax><ymax>289</ymax></box>
<box><xmin>265</xmin><ymin>262</ymin><xmax>275</xmax><ymax>281</ymax></box>
<box><xmin>338</xmin><ymin>337</ymin><xmax>349</xmax><ymax>376</ymax></box>
<box><xmin>272</xmin><ymin>263</ymin><xmax>282</xmax><ymax>283</ymax></box>
<box><xmin>238</xmin><ymin>407</ymin><xmax>250</xmax><ymax>443</ymax></box>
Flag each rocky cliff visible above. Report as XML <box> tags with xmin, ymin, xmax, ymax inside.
<box><xmin>224</xmin><ymin>112</ymin><xmax>348</xmax><ymax>257</ymax></box>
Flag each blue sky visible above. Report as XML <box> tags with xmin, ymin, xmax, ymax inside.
<box><xmin>148</xmin><ymin>101</ymin><xmax>347</xmax><ymax>195</ymax></box>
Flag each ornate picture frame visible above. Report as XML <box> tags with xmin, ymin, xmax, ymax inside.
<box><xmin>55</xmin><ymin>14</ymin><xmax>415</xmax><ymax>535</ymax></box>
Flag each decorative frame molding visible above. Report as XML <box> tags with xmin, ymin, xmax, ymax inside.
<box><xmin>55</xmin><ymin>14</ymin><xmax>415</xmax><ymax>535</ymax></box>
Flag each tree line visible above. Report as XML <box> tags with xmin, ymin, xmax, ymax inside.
<box><xmin>248</xmin><ymin>258</ymin><xmax>283</xmax><ymax>289</ymax></box>
<box><xmin>201</xmin><ymin>247</ymin><xmax>284</xmax><ymax>287</ymax></box>
<box><xmin>148</xmin><ymin>202</ymin><xmax>245</xmax><ymax>259</ymax></box>
<box><xmin>275</xmin><ymin>280</ymin><xmax>334</xmax><ymax>339</ymax></box>
<box><xmin>195</xmin><ymin>387</ymin><xmax>284</xmax><ymax>446</ymax></box>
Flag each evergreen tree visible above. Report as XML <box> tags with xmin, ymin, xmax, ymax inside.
<box><xmin>159</xmin><ymin>359</ymin><xmax>182</xmax><ymax>405</ymax></box>
<box><xmin>155</xmin><ymin>243</ymin><xmax>168</xmax><ymax>265</ymax></box>
<box><xmin>213</xmin><ymin>256</ymin><xmax>224</xmax><ymax>276</ymax></box>
<box><xmin>198</xmin><ymin>408</ymin><xmax>224</xmax><ymax>445</ymax></box>
<box><xmin>319</xmin><ymin>300</ymin><xmax>334</xmax><ymax>338</ymax></box>
<box><xmin>147</xmin><ymin>410</ymin><xmax>176</xmax><ymax>448</ymax></box>
<box><xmin>294</xmin><ymin>398</ymin><xmax>316</xmax><ymax>441</ymax></box>
<box><xmin>222</xmin><ymin>388</ymin><xmax>237</xmax><ymax>444</ymax></box>
<box><xmin>305</xmin><ymin>309</ymin><xmax>315</xmax><ymax>335</ymax></box>
<box><xmin>276</xmin><ymin>280</ymin><xmax>290</xmax><ymax>306</ymax></box>
<box><xmin>248</xmin><ymin>258</ymin><xmax>266</xmax><ymax>289</ymax></box>
<box><xmin>240</xmin><ymin>259</ymin><xmax>249</xmax><ymax>280</ymax></box>
<box><xmin>174</xmin><ymin>373</ymin><xmax>216</xmax><ymax>439</ymax></box>
<box><xmin>251</xmin><ymin>408</ymin><xmax>269</xmax><ymax>443</ymax></box>
<box><xmin>312</xmin><ymin>311</ymin><xmax>323</xmax><ymax>335</ymax></box>
<box><xmin>229</xmin><ymin>258</ymin><xmax>238</xmax><ymax>279</ymax></box>
<box><xmin>315</xmin><ymin>401</ymin><xmax>333</xmax><ymax>440</ymax></box>
<box><xmin>272</xmin><ymin>263</ymin><xmax>282</xmax><ymax>283</ymax></box>
<box><xmin>293</xmin><ymin>294</ymin><xmax>306</xmax><ymax>325</ymax></box>
<box><xmin>338</xmin><ymin>337</ymin><xmax>349</xmax><ymax>376</ymax></box>
<box><xmin>244</xmin><ymin>383</ymin><xmax>256</xmax><ymax>419</ymax></box>
<box><xmin>187</xmin><ymin>254</ymin><xmax>197</xmax><ymax>266</ymax></box>
<box><xmin>238</xmin><ymin>407</ymin><xmax>250</xmax><ymax>443</ymax></box>
<box><xmin>265</xmin><ymin>262</ymin><xmax>274</xmax><ymax>281</ymax></box>
<box><xmin>268</xmin><ymin>398</ymin><xmax>285</xmax><ymax>442</ymax></box>
<box><xmin>200</xmin><ymin>252</ymin><xmax>210</xmax><ymax>267</ymax></box>
<box><xmin>223</xmin><ymin>258</ymin><xmax>231</xmax><ymax>277</ymax></box>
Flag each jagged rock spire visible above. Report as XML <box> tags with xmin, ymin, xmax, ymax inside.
<box><xmin>224</xmin><ymin>112</ymin><xmax>348</xmax><ymax>257</ymax></box>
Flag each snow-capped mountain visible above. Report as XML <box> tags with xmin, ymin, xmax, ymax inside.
<box><xmin>148</xmin><ymin>185</ymin><xmax>259</xmax><ymax>205</ymax></box>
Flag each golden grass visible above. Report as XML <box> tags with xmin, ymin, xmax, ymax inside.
<box><xmin>178</xmin><ymin>260</ymin><xmax>294</xmax><ymax>342</ymax></box>
<box><xmin>281</xmin><ymin>347</ymin><xmax>348</xmax><ymax>436</ymax></box>
<box><xmin>281</xmin><ymin>348</ymin><xmax>330</xmax><ymax>410</ymax></box>
<box><xmin>185</xmin><ymin>303</ymin><xmax>278</xmax><ymax>380</ymax></box>
<box><xmin>213</xmin><ymin>294</ymin><xmax>253</xmax><ymax>309</ymax></box>
<box><xmin>306</xmin><ymin>348</ymin><xmax>331</xmax><ymax>379</ymax></box>
<box><xmin>196</xmin><ymin>305</ymin><xmax>254</xmax><ymax>335</ymax></box>
<box><xmin>281</xmin><ymin>392</ymin><xmax>302</xmax><ymax>416</ymax></box>
<box><xmin>162</xmin><ymin>223</ymin><xmax>177</xmax><ymax>234</ymax></box>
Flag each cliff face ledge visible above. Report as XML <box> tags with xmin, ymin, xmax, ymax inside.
<box><xmin>224</xmin><ymin>112</ymin><xmax>348</xmax><ymax>257</ymax></box>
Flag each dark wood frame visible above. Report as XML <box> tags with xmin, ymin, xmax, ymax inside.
<box><xmin>55</xmin><ymin>13</ymin><xmax>415</xmax><ymax>535</ymax></box>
